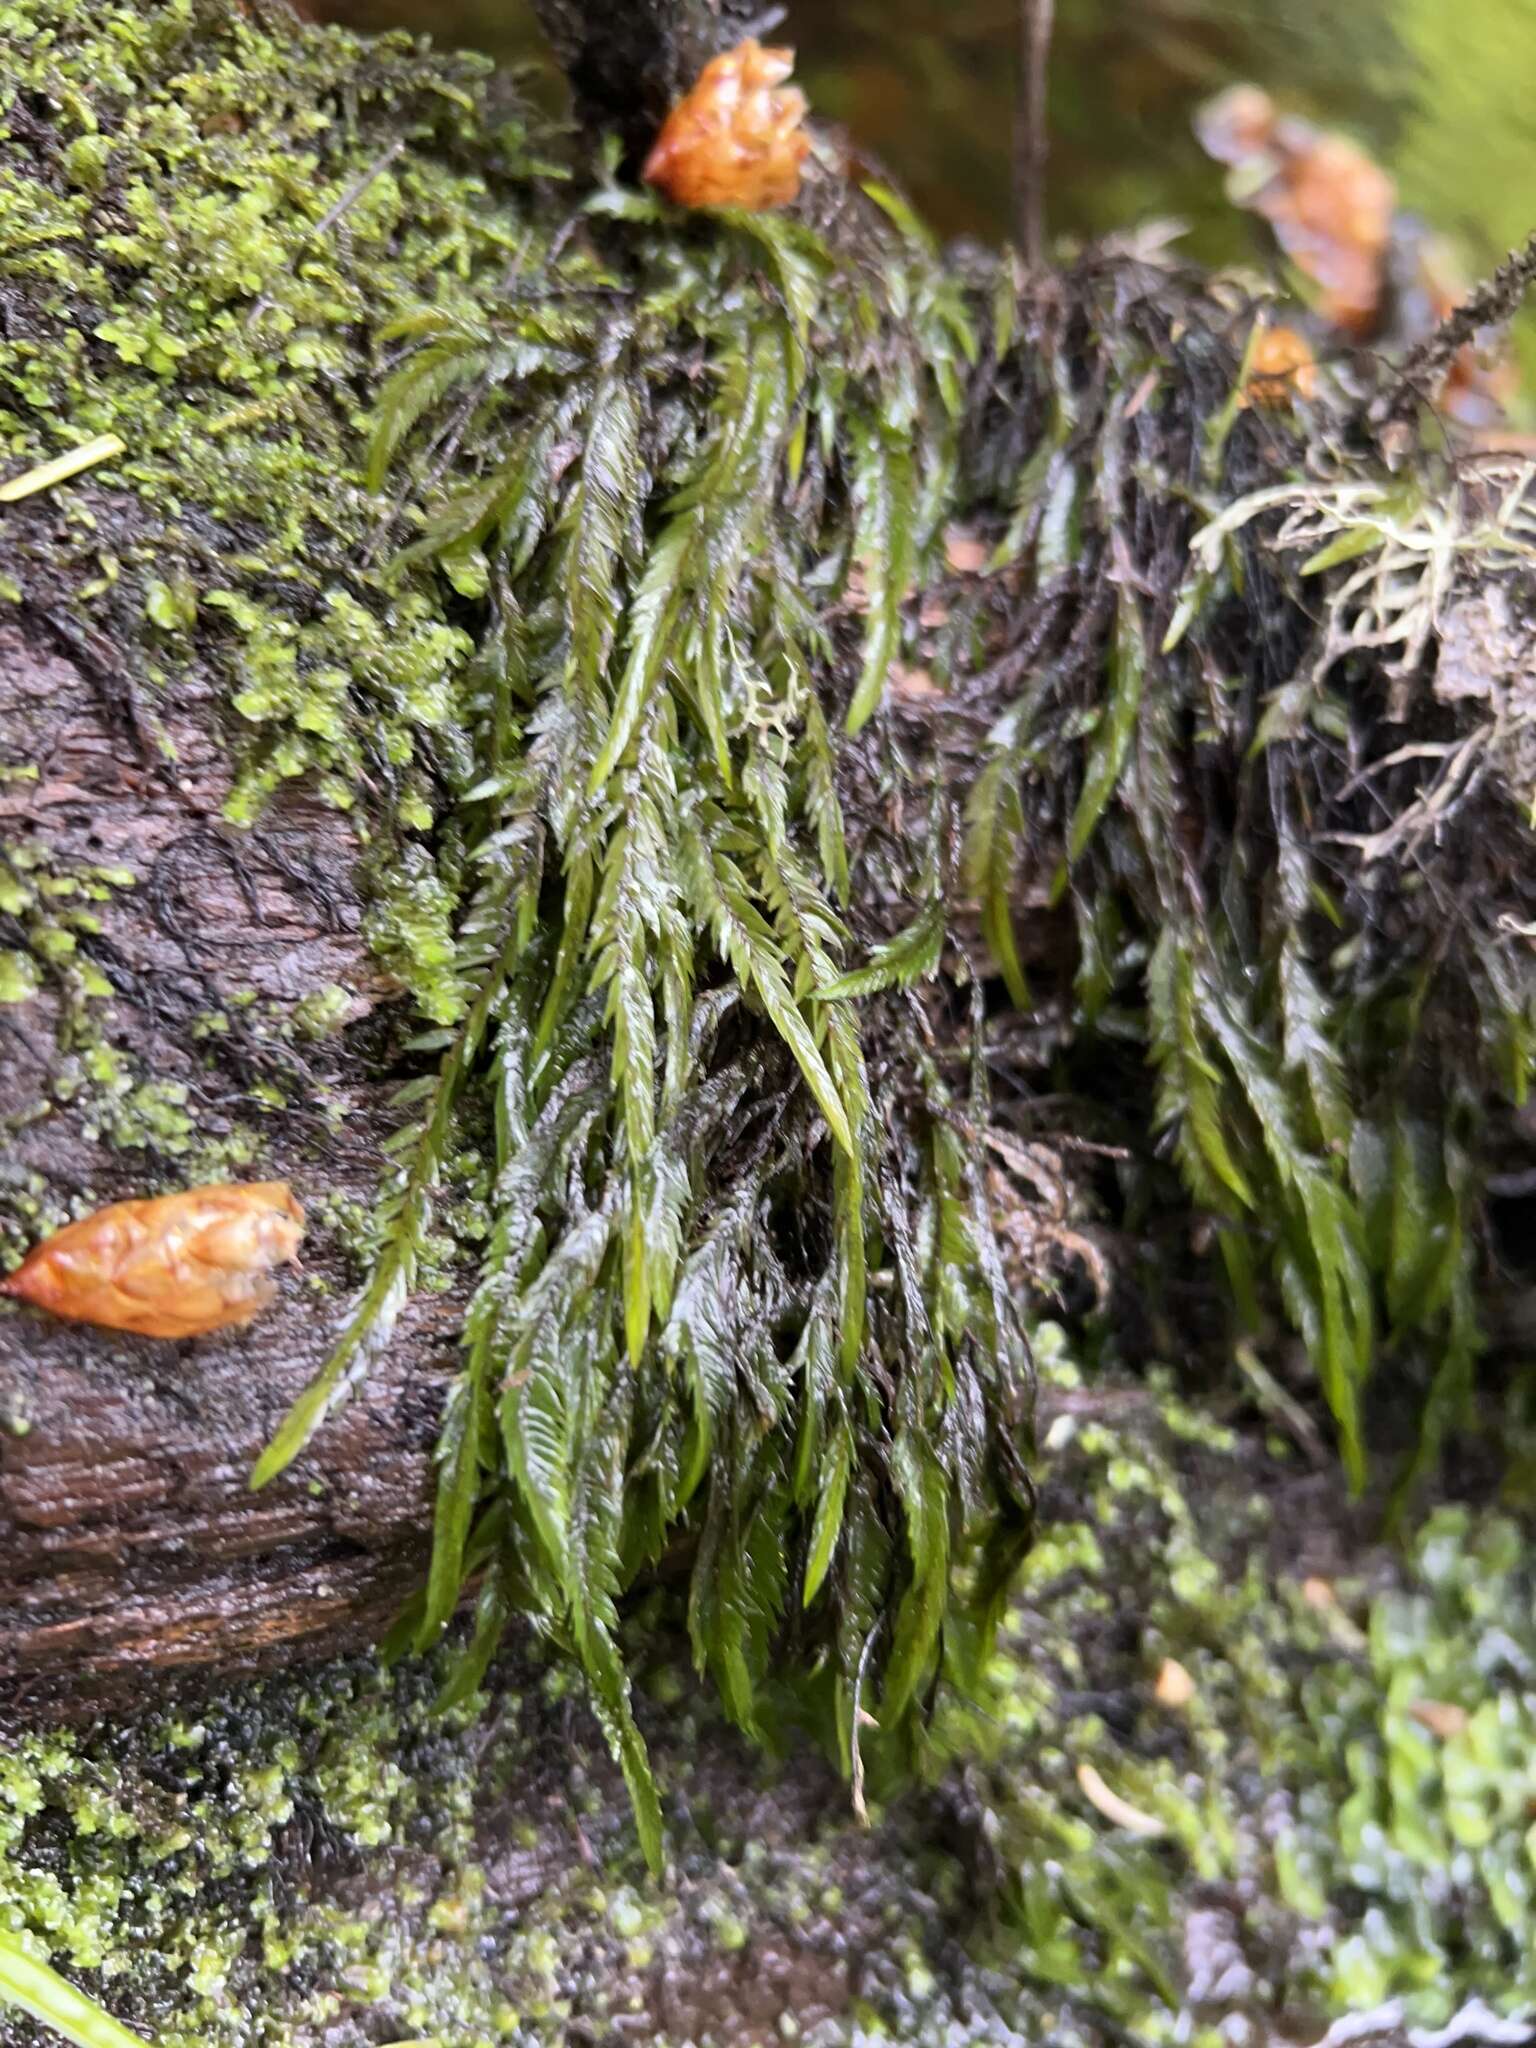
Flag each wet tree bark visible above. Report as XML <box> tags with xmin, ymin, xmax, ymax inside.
<box><xmin>527</xmin><ymin>0</ymin><xmax>769</xmax><ymax>154</ymax></box>
<box><xmin>0</xmin><ymin>621</ymin><xmax>447</xmax><ymax>1709</ymax></box>
<box><xmin>0</xmin><ymin>0</ymin><xmax>827</xmax><ymax>1718</ymax></box>
<box><xmin>0</xmin><ymin>615</ymin><xmax>1042</xmax><ymax>1702</ymax></box>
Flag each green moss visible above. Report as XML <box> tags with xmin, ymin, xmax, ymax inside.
<box><xmin>919</xmin><ymin>1334</ymin><xmax>1536</xmax><ymax>2040</ymax></box>
<box><xmin>0</xmin><ymin>949</ymin><xmax>40</xmax><ymax>1002</ymax></box>
<box><xmin>6</xmin><ymin>2</ymin><xmax>1536</xmax><ymax>2039</ymax></box>
<box><xmin>290</xmin><ymin>983</ymin><xmax>351</xmax><ymax>1042</ymax></box>
<box><xmin>0</xmin><ymin>1664</ymin><xmax>460</xmax><ymax>2047</ymax></box>
<box><xmin>9</xmin><ymin>1365</ymin><xmax>1536</xmax><ymax>2045</ymax></box>
<box><xmin>232</xmin><ymin>44</ymin><xmax>1038</xmax><ymax>1872</ymax></box>
<box><xmin>0</xmin><ymin>840</ymin><xmax>135</xmax><ymax>1027</ymax></box>
<box><xmin>0</xmin><ymin>0</ymin><xmax>551</xmax><ymax>1152</ymax></box>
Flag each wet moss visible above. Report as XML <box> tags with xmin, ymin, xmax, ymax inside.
<box><xmin>0</xmin><ymin>0</ymin><xmax>557</xmax><ymax>1147</ymax></box>
<box><xmin>0</xmin><ymin>838</ymin><xmax>133</xmax><ymax>1019</ymax></box>
<box><xmin>6</xmin><ymin>1349</ymin><xmax>1536</xmax><ymax>2044</ymax></box>
<box><xmin>928</xmin><ymin>1332</ymin><xmax>1536</xmax><ymax>2042</ymax></box>
<box><xmin>6</xmin><ymin>3</ymin><xmax>1536</xmax><ymax>2041</ymax></box>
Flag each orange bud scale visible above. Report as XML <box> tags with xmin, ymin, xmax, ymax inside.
<box><xmin>642</xmin><ymin>38</ymin><xmax>810</xmax><ymax>213</ymax></box>
<box><xmin>1242</xmin><ymin>323</ymin><xmax>1318</xmax><ymax>408</ymax></box>
<box><xmin>0</xmin><ymin>1182</ymin><xmax>305</xmax><ymax>1339</ymax></box>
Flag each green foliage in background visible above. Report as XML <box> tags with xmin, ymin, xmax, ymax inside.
<box><xmin>1395</xmin><ymin>0</ymin><xmax>1536</xmax><ymax>388</ymax></box>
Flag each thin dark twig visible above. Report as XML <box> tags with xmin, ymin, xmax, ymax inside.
<box><xmin>1012</xmin><ymin>0</ymin><xmax>1055</xmax><ymax>267</ymax></box>
<box><xmin>1373</xmin><ymin>224</ymin><xmax>1536</xmax><ymax>426</ymax></box>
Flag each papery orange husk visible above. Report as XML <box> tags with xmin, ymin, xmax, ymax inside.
<box><xmin>643</xmin><ymin>38</ymin><xmax>810</xmax><ymax>211</ymax></box>
<box><xmin>1197</xmin><ymin>85</ymin><xmax>1395</xmax><ymax>337</ymax></box>
<box><xmin>1241</xmin><ymin>322</ymin><xmax>1318</xmax><ymax>407</ymax></box>
<box><xmin>0</xmin><ymin>1181</ymin><xmax>305</xmax><ymax>1338</ymax></box>
<box><xmin>1197</xmin><ymin>85</ymin><xmax>1517</xmax><ymax>423</ymax></box>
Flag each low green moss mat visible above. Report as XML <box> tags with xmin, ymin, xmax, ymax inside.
<box><xmin>6</xmin><ymin>1339</ymin><xmax>1536</xmax><ymax>2045</ymax></box>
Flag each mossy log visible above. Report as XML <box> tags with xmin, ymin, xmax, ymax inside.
<box><xmin>0</xmin><ymin>0</ymin><xmax>501</xmax><ymax>1701</ymax></box>
<box><xmin>0</xmin><ymin>0</ymin><xmax>1046</xmax><ymax>1720</ymax></box>
<box><xmin>3</xmin><ymin>0</ymin><xmax>1535</xmax><ymax>1758</ymax></box>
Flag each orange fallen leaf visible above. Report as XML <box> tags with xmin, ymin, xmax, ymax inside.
<box><xmin>1197</xmin><ymin>85</ymin><xmax>1394</xmax><ymax>337</ymax></box>
<box><xmin>1198</xmin><ymin>85</ymin><xmax>1516</xmax><ymax>424</ymax></box>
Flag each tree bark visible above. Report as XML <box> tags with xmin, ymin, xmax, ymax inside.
<box><xmin>527</xmin><ymin>0</ymin><xmax>774</xmax><ymax>153</ymax></box>
<box><xmin>0</xmin><ymin>620</ymin><xmax>446</xmax><ymax>1707</ymax></box>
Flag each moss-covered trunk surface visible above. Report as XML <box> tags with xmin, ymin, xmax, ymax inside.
<box><xmin>7</xmin><ymin>0</ymin><xmax>1536</xmax><ymax>2042</ymax></box>
<box><xmin>1</xmin><ymin>600</ymin><xmax>438</xmax><ymax>1680</ymax></box>
<box><xmin>0</xmin><ymin>0</ymin><xmax>514</xmax><ymax>1697</ymax></box>
<box><xmin>10</xmin><ymin>1352</ymin><xmax>1536</xmax><ymax>2047</ymax></box>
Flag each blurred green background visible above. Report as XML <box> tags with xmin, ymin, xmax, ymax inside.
<box><xmin>315</xmin><ymin>0</ymin><xmax>1536</xmax><ymax>355</ymax></box>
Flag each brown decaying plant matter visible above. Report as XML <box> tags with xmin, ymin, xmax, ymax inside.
<box><xmin>1197</xmin><ymin>83</ymin><xmax>1515</xmax><ymax>424</ymax></box>
<box><xmin>1197</xmin><ymin>83</ymin><xmax>1395</xmax><ymax>338</ymax></box>
<box><xmin>1241</xmin><ymin>320</ymin><xmax>1318</xmax><ymax>406</ymax></box>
